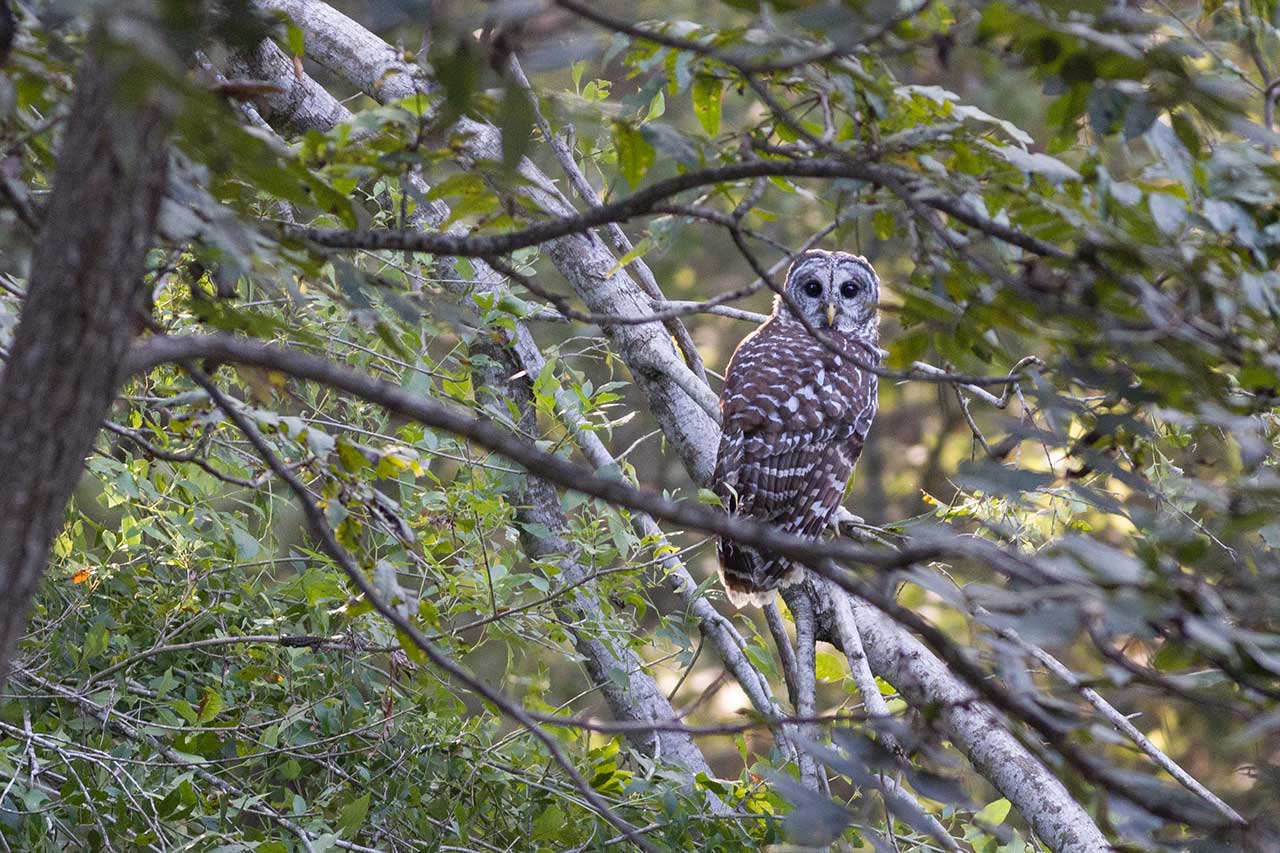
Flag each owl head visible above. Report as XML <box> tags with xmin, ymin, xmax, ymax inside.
<box><xmin>777</xmin><ymin>249</ymin><xmax>879</xmax><ymax>340</ymax></box>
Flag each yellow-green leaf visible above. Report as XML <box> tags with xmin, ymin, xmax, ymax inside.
<box><xmin>614</xmin><ymin>123</ymin><xmax>654</xmax><ymax>188</ymax></box>
<box><xmin>606</xmin><ymin>238</ymin><xmax>652</xmax><ymax>277</ymax></box>
<box><xmin>692</xmin><ymin>75</ymin><xmax>724</xmax><ymax>136</ymax></box>
<box><xmin>815</xmin><ymin>651</ymin><xmax>845</xmax><ymax>682</ymax></box>
<box><xmin>975</xmin><ymin>797</ymin><xmax>1011</xmax><ymax>826</ymax></box>
<box><xmin>196</xmin><ymin>688</ymin><xmax>222</xmax><ymax>724</ymax></box>
<box><xmin>338</xmin><ymin>793</ymin><xmax>371</xmax><ymax>839</ymax></box>
<box><xmin>336</xmin><ymin>438</ymin><xmax>371</xmax><ymax>472</ymax></box>
<box><xmin>285</xmin><ymin>23</ymin><xmax>305</xmax><ymax>57</ymax></box>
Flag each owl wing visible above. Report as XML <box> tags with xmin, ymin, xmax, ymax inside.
<box><xmin>714</xmin><ymin>321</ymin><xmax>878</xmax><ymax>605</ymax></box>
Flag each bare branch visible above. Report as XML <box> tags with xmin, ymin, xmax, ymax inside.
<box><xmin>826</xmin><ymin>581</ymin><xmax>959</xmax><ymax>850</ymax></box>
<box><xmin>280</xmin><ymin>154</ymin><xmax>1067</xmax><ymax>262</ymax></box>
<box><xmin>993</xmin><ymin>620</ymin><xmax>1247</xmax><ymax>827</ymax></box>
<box><xmin>785</xmin><ymin>589</ymin><xmax>824</xmax><ymax>793</ymax></box>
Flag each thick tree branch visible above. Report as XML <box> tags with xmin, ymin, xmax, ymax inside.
<box><xmin>504</xmin><ymin>328</ymin><xmax>802</xmax><ymax>765</ymax></box>
<box><xmin>467</xmin><ymin>303</ymin><xmax>721</xmax><ymax>783</ymax></box>
<box><xmin>0</xmin><ymin>41</ymin><xmax>171</xmax><ymax>684</ymax></box>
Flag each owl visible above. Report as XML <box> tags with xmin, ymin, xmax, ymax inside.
<box><xmin>714</xmin><ymin>249</ymin><xmax>881</xmax><ymax>607</ymax></box>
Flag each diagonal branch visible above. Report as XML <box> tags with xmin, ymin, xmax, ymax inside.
<box><xmin>503</xmin><ymin>54</ymin><xmax>709</xmax><ymax>387</ymax></box>
<box><xmin>993</xmin><ymin>620</ymin><xmax>1246</xmax><ymax>827</ymax></box>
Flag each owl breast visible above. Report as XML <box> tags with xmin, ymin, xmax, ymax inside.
<box><xmin>713</xmin><ymin>317</ymin><xmax>879</xmax><ymax>607</ymax></box>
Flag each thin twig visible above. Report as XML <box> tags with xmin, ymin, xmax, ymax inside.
<box><xmin>994</xmin><ymin>620</ymin><xmax>1245</xmax><ymax>826</ymax></box>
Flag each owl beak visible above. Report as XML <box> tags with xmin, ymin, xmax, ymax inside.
<box><xmin>824</xmin><ymin>303</ymin><xmax>837</xmax><ymax>326</ymax></box>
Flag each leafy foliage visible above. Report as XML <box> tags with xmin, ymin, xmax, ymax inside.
<box><xmin>0</xmin><ymin>0</ymin><xmax>1278</xmax><ymax>850</ymax></box>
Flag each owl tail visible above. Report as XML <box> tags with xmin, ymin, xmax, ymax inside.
<box><xmin>717</xmin><ymin>538</ymin><xmax>806</xmax><ymax>609</ymax></box>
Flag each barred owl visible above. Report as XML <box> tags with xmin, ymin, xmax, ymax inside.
<box><xmin>714</xmin><ymin>250</ymin><xmax>881</xmax><ymax>607</ymax></box>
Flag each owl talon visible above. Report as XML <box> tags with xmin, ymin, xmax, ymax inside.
<box><xmin>830</xmin><ymin>507</ymin><xmax>864</xmax><ymax>529</ymax></box>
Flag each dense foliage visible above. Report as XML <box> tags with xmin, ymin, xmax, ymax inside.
<box><xmin>0</xmin><ymin>0</ymin><xmax>1278</xmax><ymax>850</ymax></box>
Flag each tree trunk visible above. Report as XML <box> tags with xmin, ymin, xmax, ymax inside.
<box><xmin>0</xmin><ymin>45</ymin><xmax>169</xmax><ymax>683</ymax></box>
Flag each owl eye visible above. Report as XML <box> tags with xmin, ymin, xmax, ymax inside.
<box><xmin>800</xmin><ymin>279</ymin><xmax>823</xmax><ymax>298</ymax></box>
<box><xmin>840</xmin><ymin>281</ymin><xmax>861</xmax><ymax>299</ymax></box>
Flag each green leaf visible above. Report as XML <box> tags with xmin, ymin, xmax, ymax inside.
<box><xmin>338</xmin><ymin>793</ymin><xmax>371</xmax><ymax>839</ymax></box>
<box><xmin>532</xmin><ymin>804</ymin><xmax>565</xmax><ymax>840</ymax></box>
<box><xmin>975</xmin><ymin>798</ymin><xmax>1012</xmax><ymax>826</ymax></box>
<box><xmin>606</xmin><ymin>238</ymin><xmax>653</xmax><ymax>276</ymax></box>
<box><xmin>309</xmin><ymin>834</ymin><xmax>339</xmax><ymax>853</ymax></box>
<box><xmin>692</xmin><ymin>75</ymin><xmax>724</xmax><ymax>136</ymax></box>
<box><xmin>285</xmin><ymin>23</ymin><xmax>305</xmax><ymax>57</ymax></box>
<box><xmin>82</xmin><ymin>619</ymin><xmax>110</xmax><ymax>662</ymax></box>
<box><xmin>872</xmin><ymin>209</ymin><xmax>896</xmax><ymax>240</ymax></box>
<box><xmin>815</xmin><ymin>652</ymin><xmax>845</xmax><ymax>682</ymax></box>
<box><xmin>499</xmin><ymin>85</ymin><xmax>536</xmax><ymax>173</ymax></box>
<box><xmin>231</xmin><ymin>525</ymin><xmax>261</xmax><ymax>560</ymax></box>
<box><xmin>196</xmin><ymin>688</ymin><xmax>223</xmax><ymax>724</ymax></box>
<box><xmin>614</xmin><ymin>122</ymin><xmax>655</xmax><ymax>188</ymax></box>
<box><xmin>743</xmin><ymin>637</ymin><xmax>779</xmax><ymax>681</ymax></box>
<box><xmin>336</xmin><ymin>438</ymin><xmax>371</xmax><ymax>472</ymax></box>
<box><xmin>645</xmin><ymin>89</ymin><xmax>666</xmax><ymax>122</ymax></box>
<box><xmin>438</xmin><ymin>41</ymin><xmax>481</xmax><ymax>120</ymax></box>
<box><xmin>171</xmin><ymin>699</ymin><xmax>198</xmax><ymax>726</ymax></box>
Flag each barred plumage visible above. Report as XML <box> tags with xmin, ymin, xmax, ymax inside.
<box><xmin>714</xmin><ymin>250</ymin><xmax>881</xmax><ymax>607</ymax></box>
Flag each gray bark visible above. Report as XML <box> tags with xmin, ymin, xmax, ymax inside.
<box><xmin>469</xmin><ymin>335</ymin><xmax>717</xmax><ymax>779</ymax></box>
<box><xmin>0</xmin><ymin>46</ymin><xmax>170</xmax><ymax>683</ymax></box>
<box><xmin>825</xmin><ymin>590</ymin><xmax>1106</xmax><ymax>852</ymax></box>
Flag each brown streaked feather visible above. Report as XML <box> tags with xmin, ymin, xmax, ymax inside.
<box><xmin>714</xmin><ymin>313</ymin><xmax>878</xmax><ymax>606</ymax></box>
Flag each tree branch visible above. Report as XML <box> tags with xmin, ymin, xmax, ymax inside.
<box><xmin>280</xmin><ymin>154</ymin><xmax>1064</xmax><ymax>261</ymax></box>
<box><xmin>0</xmin><ymin>38</ymin><xmax>171</xmax><ymax>685</ymax></box>
<box><xmin>992</xmin><ymin>620</ymin><xmax>1246</xmax><ymax>827</ymax></box>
